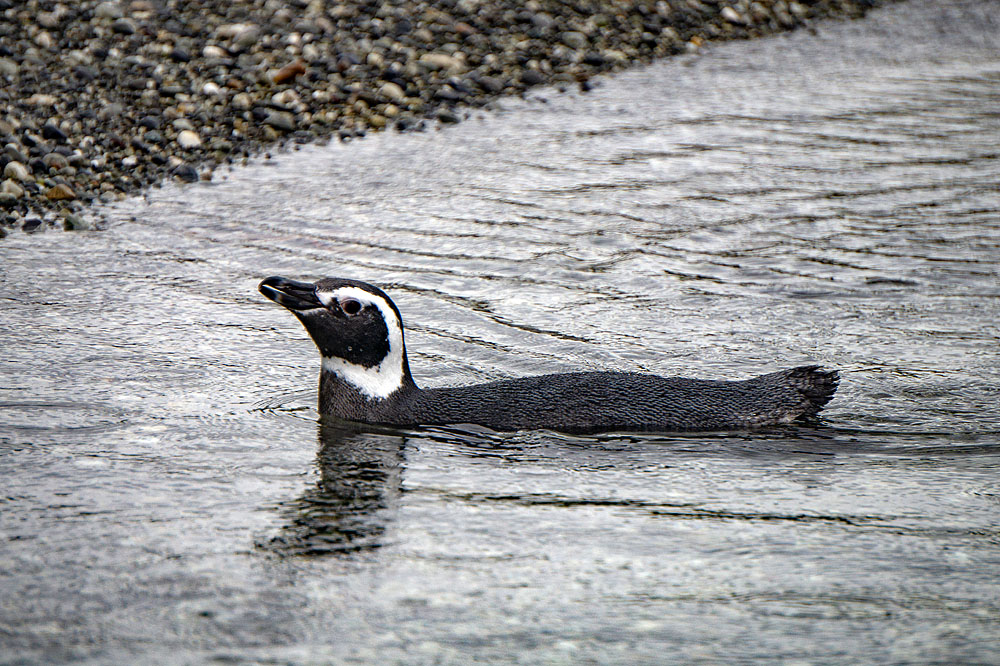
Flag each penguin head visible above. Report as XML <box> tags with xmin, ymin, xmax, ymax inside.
<box><xmin>259</xmin><ymin>276</ymin><xmax>412</xmax><ymax>400</ymax></box>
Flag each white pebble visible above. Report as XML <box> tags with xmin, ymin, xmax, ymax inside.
<box><xmin>3</xmin><ymin>161</ymin><xmax>30</xmax><ymax>181</ymax></box>
<box><xmin>202</xmin><ymin>45</ymin><xmax>227</xmax><ymax>58</ymax></box>
<box><xmin>232</xmin><ymin>92</ymin><xmax>253</xmax><ymax>110</ymax></box>
<box><xmin>177</xmin><ymin>130</ymin><xmax>202</xmax><ymax>149</ymax></box>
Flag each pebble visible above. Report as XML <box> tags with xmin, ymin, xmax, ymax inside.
<box><xmin>263</xmin><ymin>111</ymin><xmax>296</xmax><ymax>132</ymax></box>
<box><xmin>112</xmin><ymin>18</ymin><xmax>136</xmax><ymax>35</ymax></box>
<box><xmin>3</xmin><ymin>162</ymin><xmax>30</xmax><ymax>182</ymax></box>
<box><xmin>42</xmin><ymin>123</ymin><xmax>68</xmax><ymax>143</ymax></box>
<box><xmin>721</xmin><ymin>7</ymin><xmax>748</xmax><ymax>25</ymax></box>
<box><xmin>177</xmin><ymin>130</ymin><xmax>203</xmax><ymax>148</ymax></box>
<box><xmin>64</xmin><ymin>214</ymin><xmax>95</xmax><ymax>231</ymax></box>
<box><xmin>42</xmin><ymin>153</ymin><xmax>69</xmax><ymax>170</ymax></box>
<box><xmin>378</xmin><ymin>82</ymin><xmax>407</xmax><ymax>103</ymax></box>
<box><xmin>45</xmin><ymin>184</ymin><xmax>76</xmax><ymax>201</ymax></box>
<box><xmin>272</xmin><ymin>60</ymin><xmax>306</xmax><ymax>84</ymax></box>
<box><xmin>1</xmin><ymin>179</ymin><xmax>24</xmax><ymax>199</ymax></box>
<box><xmin>418</xmin><ymin>53</ymin><xmax>463</xmax><ymax>72</ymax></box>
<box><xmin>5</xmin><ymin>145</ymin><xmax>28</xmax><ymax>163</ymax></box>
<box><xmin>0</xmin><ymin>58</ymin><xmax>18</xmax><ymax>77</ymax></box>
<box><xmin>202</xmin><ymin>45</ymin><xmax>228</xmax><ymax>58</ymax></box>
<box><xmin>26</xmin><ymin>94</ymin><xmax>58</xmax><ymax>106</ymax></box>
<box><xmin>560</xmin><ymin>31</ymin><xmax>589</xmax><ymax>50</ymax></box>
<box><xmin>232</xmin><ymin>93</ymin><xmax>253</xmax><ymax>110</ymax></box>
<box><xmin>94</xmin><ymin>1</ymin><xmax>124</xmax><ymax>19</ymax></box>
<box><xmin>171</xmin><ymin>164</ymin><xmax>199</xmax><ymax>182</ymax></box>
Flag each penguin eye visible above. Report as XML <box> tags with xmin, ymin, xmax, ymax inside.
<box><xmin>339</xmin><ymin>298</ymin><xmax>363</xmax><ymax>316</ymax></box>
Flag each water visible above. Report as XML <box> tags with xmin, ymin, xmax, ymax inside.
<box><xmin>2</xmin><ymin>0</ymin><xmax>999</xmax><ymax>662</ymax></box>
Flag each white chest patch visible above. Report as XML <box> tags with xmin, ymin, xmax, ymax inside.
<box><xmin>316</xmin><ymin>286</ymin><xmax>405</xmax><ymax>401</ymax></box>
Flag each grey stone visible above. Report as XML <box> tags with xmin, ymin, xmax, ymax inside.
<box><xmin>560</xmin><ymin>31</ymin><xmax>589</xmax><ymax>50</ymax></box>
<box><xmin>112</xmin><ymin>18</ymin><xmax>136</xmax><ymax>35</ymax></box>
<box><xmin>263</xmin><ymin>110</ymin><xmax>296</xmax><ymax>132</ymax></box>
<box><xmin>94</xmin><ymin>1</ymin><xmax>124</xmax><ymax>19</ymax></box>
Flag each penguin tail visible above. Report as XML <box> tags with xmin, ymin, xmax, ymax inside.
<box><xmin>785</xmin><ymin>365</ymin><xmax>840</xmax><ymax>417</ymax></box>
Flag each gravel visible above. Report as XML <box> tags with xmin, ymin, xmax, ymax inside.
<box><xmin>0</xmin><ymin>0</ymin><xmax>890</xmax><ymax>234</ymax></box>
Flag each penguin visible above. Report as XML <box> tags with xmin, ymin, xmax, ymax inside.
<box><xmin>259</xmin><ymin>276</ymin><xmax>839</xmax><ymax>434</ymax></box>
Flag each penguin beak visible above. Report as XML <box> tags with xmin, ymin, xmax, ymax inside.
<box><xmin>259</xmin><ymin>276</ymin><xmax>323</xmax><ymax>311</ymax></box>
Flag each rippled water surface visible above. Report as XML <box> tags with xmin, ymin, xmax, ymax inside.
<box><xmin>3</xmin><ymin>1</ymin><xmax>1000</xmax><ymax>663</ymax></box>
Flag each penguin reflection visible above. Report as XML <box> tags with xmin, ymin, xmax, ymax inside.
<box><xmin>259</xmin><ymin>423</ymin><xmax>406</xmax><ymax>556</ymax></box>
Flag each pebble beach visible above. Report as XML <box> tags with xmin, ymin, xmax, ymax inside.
<box><xmin>1</xmin><ymin>0</ymin><xmax>888</xmax><ymax>235</ymax></box>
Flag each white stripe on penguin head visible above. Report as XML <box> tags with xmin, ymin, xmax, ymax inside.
<box><xmin>315</xmin><ymin>286</ymin><xmax>405</xmax><ymax>400</ymax></box>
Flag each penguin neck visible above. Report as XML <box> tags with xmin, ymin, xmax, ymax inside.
<box><xmin>318</xmin><ymin>350</ymin><xmax>418</xmax><ymax>420</ymax></box>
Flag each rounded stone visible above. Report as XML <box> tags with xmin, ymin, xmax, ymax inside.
<box><xmin>560</xmin><ymin>31</ymin><xmax>589</xmax><ymax>50</ymax></box>
<box><xmin>263</xmin><ymin>110</ymin><xmax>296</xmax><ymax>132</ymax></box>
<box><xmin>232</xmin><ymin>93</ymin><xmax>253</xmax><ymax>110</ymax></box>
<box><xmin>94</xmin><ymin>1</ymin><xmax>124</xmax><ymax>19</ymax></box>
<box><xmin>1</xmin><ymin>179</ymin><xmax>24</xmax><ymax>198</ymax></box>
<box><xmin>3</xmin><ymin>161</ymin><xmax>30</xmax><ymax>181</ymax></box>
<box><xmin>0</xmin><ymin>57</ymin><xmax>18</xmax><ymax>77</ymax></box>
<box><xmin>177</xmin><ymin>130</ymin><xmax>202</xmax><ymax>149</ymax></box>
<box><xmin>378</xmin><ymin>82</ymin><xmax>406</xmax><ymax>103</ymax></box>
<box><xmin>112</xmin><ymin>18</ymin><xmax>136</xmax><ymax>35</ymax></box>
<box><xmin>42</xmin><ymin>153</ymin><xmax>69</xmax><ymax>170</ymax></box>
<box><xmin>171</xmin><ymin>163</ymin><xmax>199</xmax><ymax>182</ymax></box>
<box><xmin>4</xmin><ymin>145</ymin><xmax>28</xmax><ymax>163</ymax></box>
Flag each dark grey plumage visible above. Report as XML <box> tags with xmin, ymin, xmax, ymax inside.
<box><xmin>260</xmin><ymin>276</ymin><xmax>839</xmax><ymax>434</ymax></box>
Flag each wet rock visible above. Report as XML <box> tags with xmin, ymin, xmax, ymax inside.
<box><xmin>520</xmin><ymin>70</ymin><xmax>545</xmax><ymax>86</ymax></box>
<box><xmin>64</xmin><ymin>214</ymin><xmax>95</xmax><ymax>231</ymax></box>
<box><xmin>474</xmin><ymin>76</ymin><xmax>505</xmax><ymax>93</ymax></box>
<box><xmin>171</xmin><ymin>163</ymin><xmax>199</xmax><ymax>182</ymax></box>
<box><xmin>23</xmin><ymin>218</ymin><xmax>43</xmax><ymax>233</ymax></box>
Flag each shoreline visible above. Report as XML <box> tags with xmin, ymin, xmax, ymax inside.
<box><xmin>1</xmin><ymin>0</ymin><xmax>892</xmax><ymax>235</ymax></box>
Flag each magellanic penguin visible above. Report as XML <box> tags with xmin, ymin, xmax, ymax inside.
<box><xmin>259</xmin><ymin>276</ymin><xmax>839</xmax><ymax>434</ymax></box>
